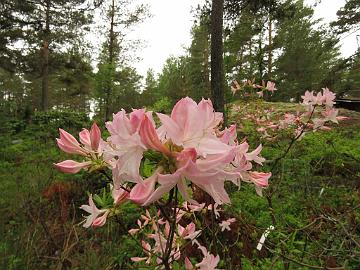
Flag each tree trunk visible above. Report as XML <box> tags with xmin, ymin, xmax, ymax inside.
<box><xmin>268</xmin><ymin>16</ymin><xmax>273</xmax><ymax>78</ymax></box>
<box><xmin>210</xmin><ymin>0</ymin><xmax>225</xmax><ymax>118</ymax></box>
<box><xmin>204</xmin><ymin>37</ymin><xmax>211</xmax><ymax>98</ymax></box>
<box><xmin>41</xmin><ymin>0</ymin><xmax>50</xmax><ymax>111</ymax></box>
<box><xmin>105</xmin><ymin>0</ymin><xmax>115</xmax><ymax>121</ymax></box>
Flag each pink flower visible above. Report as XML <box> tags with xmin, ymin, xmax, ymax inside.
<box><xmin>139</xmin><ymin>114</ymin><xmax>170</xmax><ymax>155</ymax></box>
<box><xmin>219</xmin><ymin>124</ymin><xmax>237</xmax><ymax>145</ymax></box>
<box><xmin>185</xmin><ymin>257</ymin><xmax>194</xmax><ymax>270</ymax></box>
<box><xmin>196</xmin><ymin>244</ymin><xmax>220</xmax><ymax>270</ymax></box>
<box><xmin>57</xmin><ymin>128</ymin><xmax>86</xmax><ymax>156</ymax></box>
<box><xmin>111</xmin><ymin>185</ymin><xmax>129</xmax><ymax>205</ymax></box>
<box><xmin>54</xmin><ymin>160</ymin><xmax>91</xmax><ymax>173</ymax></box>
<box><xmin>143</xmin><ymin>148</ymin><xmax>238</xmax><ymax>205</ymax></box>
<box><xmin>320</xmin><ymin>88</ymin><xmax>336</xmax><ymax>107</ymax></box>
<box><xmin>219</xmin><ymin>218</ymin><xmax>236</xmax><ymax>231</ymax></box>
<box><xmin>301</xmin><ymin>90</ymin><xmax>315</xmax><ymax>105</ymax></box>
<box><xmin>105</xmin><ymin>109</ymin><xmax>148</xmax><ymax>185</ymax></box>
<box><xmin>92</xmin><ymin>211</ymin><xmax>109</xmax><ymax>227</ymax></box>
<box><xmin>257</xmin><ymin>91</ymin><xmax>264</xmax><ymax>98</ymax></box>
<box><xmin>245</xmin><ymin>144</ymin><xmax>265</xmax><ymax>165</ymax></box>
<box><xmin>242</xmin><ymin>171</ymin><xmax>271</xmax><ymax>196</ymax></box>
<box><xmin>79</xmin><ymin>195</ymin><xmax>109</xmax><ymax>228</ymax></box>
<box><xmin>266</xmin><ymin>81</ymin><xmax>277</xmax><ymax>92</ymax></box>
<box><xmin>157</xmin><ymin>97</ymin><xmax>229</xmax><ymax>157</ymax></box>
<box><xmin>129</xmin><ymin>172</ymin><xmax>158</xmax><ymax>205</ymax></box>
<box><xmin>79</xmin><ymin>123</ymin><xmax>102</xmax><ymax>151</ymax></box>
<box><xmin>322</xmin><ymin>108</ymin><xmax>338</xmax><ymax>123</ymax></box>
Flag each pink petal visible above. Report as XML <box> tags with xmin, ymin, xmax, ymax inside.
<box><xmin>79</xmin><ymin>129</ymin><xmax>91</xmax><ymax>148</ymax></box>
<box><xmin>54</xmin><ymin>160</ymin><xmax>91</xmax><ymax>173</ymax></box>
<box><xmin>129</xmin><ymin>173</ymin><xmax>157</xmax><ymax>205</ymax></box>
<box><xmin>184</xmin><ymin>257</ymin><xmax>194</xmax><ymax>270</ymax></box>
<box><xmin>139</xmin><ymin>115</ymin><xmax>170</xmax><ymax>155</ymax></box>
<box><xmin>131</xmin><ymin>257</ymin><xmax>147</xmax><ymax>262</ymax></box>
<box><xmin>90</xmin><ymin>122</ymin><xmax>101</xmax><ymax>150</ymax></box>
<box><xmin>56</xmin><ymin>138</ymin><xmax>85</xmax><ymax>155</ymax></box>
<box><xmin>156</xmin><ymin>113</ymin><xmax>182</xmax><ymax>145</ymax></box>
<box><xmin>92</xmin><ymin>211</ymin><xmax>109</xmax><ymax>227</ymax></box>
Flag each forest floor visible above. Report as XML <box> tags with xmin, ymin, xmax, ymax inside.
<box><xmin>1</xmin><ymin>101</ymin><xmax>359</xmax><ymax>269</ymax></box>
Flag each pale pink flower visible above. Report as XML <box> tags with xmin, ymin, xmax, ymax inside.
<box><xmin>143</xmin><ymin>148</ymin><xmax>239</xmax><ymax>205</ymax></box>
<box><xmin>57</xmin><ymin>128</ymin><xmax>86</xmax><ymax>156</ymax></box>
<box><xmin>128</xmin><ymin>228</ymin><xmax>140</xmax><ymax>235</ymax></box>
<box><xmin>320</xmin><ymin>87</ymin><xmax>336</xmax><ymax>107</ymax></box>
<box><xmin>188</xmin><ymin>202</ymin><xmax>206</xmax><ymax>212</ymax></box>
<box><xmin>257</xmin><ymin>90</ymin><xmax>264</xmax><ymax>98</ymax></box>
<box><xmin>219</xmin><ymin>124</ymin><xmax>237</xmax><ymax>145</ymax></box>
<box><xmin>322</xmin><ymin>108</ymin><xmax>338</xmax><ymax>123</ymax></box>
<box><xmin>196</xmin><ymin>244</ymin><xmax>220</xmax><ymax>270</ymax></box>
<box><xmin>245</xmin><ymin>144</ymin><xmax>265</xmax><ymax>165</ymax></box>
<box><xmin>79</xmin><ymin>122</ymin><xmax>102</xmax><ymax>151</ymax></box>
<box><xmin>80</xmin><ymin>195</ymin><xmax>109</xmax><ymax>228</ymax></box>
<box><xmin>111</xmin><ymin>185</ymin><xmax>129</xmax><ymax>205</ymax></box>
<box><xmin>185</xmin><ymin>257</ymin><xmax>194</xmax><ymax>270</ymax></box>
<box><xmin>207</xmin><ymin>203</ymin><xmax>221</xmax><ymax>219</ymax></box>
<box><xmin>54</xmin><ymin>160</ymin><xmax>91</xmax><ymax>174</ymax></box>
<box><xmin>156</xmin><ymin>97</ymin><xmax>230</xmax><ymax>157</ymax></box>
<box><xmin>266</xmin><ymin>81</ymin><xmax>277</xmax><ymax>92</ymax></box>
<box><xmin>92</xmin><ymin>211</ymin><xmax>109</xmax><ymax>227</ymax></box>
<box><xmin>301</xmin><ymin>90</ymin><xmax>315</xmax><ymax>105</ymax></box>
<box><xmin>129</xmin><ymin>171</ymin><xmax>158</xmax><ymax>205</ymax></box>
<box><xmin>219</xmin><ymin>218</ymin><xmax>236</xmax><ymax>231</ymax></box>
<box><xmin>105</xmin><ymin>109</ymin><xmax>148</xmax><ymax>185</ymax></box>
<box><xmin>131</xmin><ymin>240</ymin><xmax>152</xmax><ymax>264</ymax></box>
<box><xmin>139</xmin><ymin>114</ymin><xmax>171</xmax><ymax>155</ymax></box>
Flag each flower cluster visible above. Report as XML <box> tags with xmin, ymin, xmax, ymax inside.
<box><xmin>129</xmin><ymin>202</ymin><xmax>234</xmax><ymax>269</ymax></box>
<box><xmin>55</xmin><ymin>97</ymin><xmax>270</xmax><ymax>209</ymax></box>
<box><xmin>54</xmin><ymin>97</ymin><xmax>270</xmax><ymax>268</ymax></box>
<box><xmin>232</xmin><ymin>87</ymin><xmax>346</xmax><ymax>140</ymax></box>
<box><xmin>231</xmin><ymin>79</ymin><xmax>277</xmax><ymax>97</ymax></box>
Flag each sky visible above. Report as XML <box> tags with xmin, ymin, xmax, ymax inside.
<box><xmin>126</xmin><ymin>0</ymin><xmax>359</xmax><ymax>78</ymax></box>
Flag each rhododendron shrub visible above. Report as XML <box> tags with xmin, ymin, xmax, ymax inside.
<box><xmin>231</xmin><ymin>82</ymin><xmax>346</xmax><ymax>141</ymax></box>
<box><xmin>54</xmin><ymin>97</ymin><xmax>270</xmax><ymax>269</ymax></box>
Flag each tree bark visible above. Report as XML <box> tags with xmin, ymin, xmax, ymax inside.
<box><xmin>41</xmin><ymin>0</ymin><xmax>50</xmax><ymax>111</ymax></box>
<box><xmin>105</xmin><ymin>0</ymin><xmax>115</xmax><ymax>121</ymax></box>
<box><xmin>268</xmin><ymin>16</ymin><xmax>273</xmax><ymax>78</ymax></box>
<box><xmin>210</xmin><ymin>0</ymin><xmax>225</xmax><ymax>118</ymax></box>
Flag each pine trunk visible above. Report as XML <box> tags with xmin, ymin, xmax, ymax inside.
<box><xmin>41</xmin><ymin>0</ymin><xmax>50</xmax><ymax>111</ymax></box>
<box><xmin>268</xmin><ymin>16</ymin><xmax>273</xmax><ymax>78</ymax></box>
<box><xmin>105</xmin><ymin>0</ymin><xmax>115</xmax><ymax>121</ymax></box>
<box><xmin>210</xmin><ymin>0</ymin><xmax>224</xmax><ymax>117</ymax></box>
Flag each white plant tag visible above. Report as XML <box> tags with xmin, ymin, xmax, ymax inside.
<box><xmin>256</xmin><ymin>225</ymin><xmax>275</xmax><ymax>251</ymax></box>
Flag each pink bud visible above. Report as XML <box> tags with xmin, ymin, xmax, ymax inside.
<box><xmin>54</xmin><ymin>160</ymin><xmax>91</xmax><ymax>173</ymax></box>
<box><xmin>57</xmin><ymin>129</ymin><xmax>85</xmax><ymax>155</ymax></box>
<box><xmin>90</xmin><ymin>122</ymin><xmax>101</xmax><ymax>151</ymax></box>
<box><xmin>139</xmin><ymin>115</ymin><xmax>170</xmax><ymax>155</ymax></box>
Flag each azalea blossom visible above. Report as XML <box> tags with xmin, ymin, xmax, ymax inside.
<box><xmin>54</xmin><ymin>123</ymin><xmax>104</xmax><ymax>173</ymax></box>
<box><xmin>219</xmin><ymin>218</ymin><xmax>236</xmax><ymax>231</ymax></box>
<box><xmin>266</xmin><ymin>81</ymin><xmax>277</xmax><ymax>92</ymax></box>
<box><xmin>79</xmin><ymin>195</ymin><xmax>109</xmax><ymax>228</ymax></box>
<box><xmin>195</xmin><ymin>243</ymin><xmax>220</xmax><ymax>270</ymax></box>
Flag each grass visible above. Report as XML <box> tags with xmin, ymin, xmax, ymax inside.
<box><xmin>1</xmin><ymin>102</ymin><xmax>360</xmax><ymax>269</ymax></box>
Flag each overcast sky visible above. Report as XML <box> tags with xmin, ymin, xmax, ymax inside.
<box><xmin>127</xmin><ymin>0</ymin><xmax>359</xmax><ymax>78</ymax></box>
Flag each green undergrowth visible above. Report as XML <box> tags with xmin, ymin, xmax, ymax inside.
<box><xmin>1</xmin><ymin>105</ymin><xmax>360</xmax><ymax>269</ymax></box>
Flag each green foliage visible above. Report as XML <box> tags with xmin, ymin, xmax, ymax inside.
<box><xmin>149</xmin><ymin>96</ymin><xmax>172</xmax><ymax>114</ymax></box>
